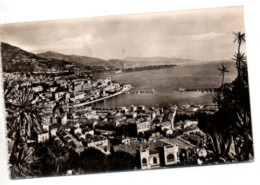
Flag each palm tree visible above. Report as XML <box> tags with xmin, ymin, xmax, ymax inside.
<box><xmin>217</xmin><ymin>63</ymin><xmax>230</xmax><ymax>90</ymax></box>
<box><xmin>233</xmin><ymin>31</ymin><xmax>246</xmax><ymax>54</ymax></box>
<box><xmin>233</xmin><ymin>32</ymin><xmax>246</xmax><ymax>79</ymax></box>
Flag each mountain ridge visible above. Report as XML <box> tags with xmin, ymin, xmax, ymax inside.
<box><xmin>1</xmin><ymin>42</ymin><xmax>233</xmax><ymax>73</ymax></box>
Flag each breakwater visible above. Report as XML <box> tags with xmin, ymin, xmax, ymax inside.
<box><xmin>125</xmin><ymin>89</ymin><xmax>156</xmax><ymax>94</ymax></box>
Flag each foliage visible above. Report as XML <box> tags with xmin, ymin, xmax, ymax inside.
<box><xmin>9</xmin><ymin>145</ymin><xmax>43</xmax><ymax>178</ymax></box>
<box><xmin>5</xmin><ymin>84</ymin><xmax>45</xmax><ymax>178</ymax></box>
<box><xmin>5</xmin><ymin>85</ymin><xmax>44</xmax><ymax>144</ymax></box>
<box><xmin>217</xmin><ymin>63</ymin><xmax>230</xmax><ymax>91</ymax></box>
<box><xmin>204</xmin><ymin>32</ymin><xmax>253</xmax><ymax>163</ymax></box>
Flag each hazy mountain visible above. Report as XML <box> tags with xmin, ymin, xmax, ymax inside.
<box><xmin>1</xmin><ymin>42</ymin><xmax>232</xmax><ymax>73</ymax></box>
<box><xmin>1</xmin><ymin>42</ymin><xmax>72</xmax><ymax>72</ymax></box>
<box><xmin>38</xmin><ymin>52</ymin><xmax>202</xmax><ymax>68</ymax></box>
<box><xmin>38</xmin><ymin>51</ymin><xmax>124</xmax><ymax>67</ymax></box>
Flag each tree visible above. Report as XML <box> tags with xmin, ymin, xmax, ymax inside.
<box><xmin>217</xmin><ymin>63</ymin><xmax>230</xmax><ymax>91</ymax></box>
<box><xmin>233</xmin><ymin>31</ymin><xmax>246</xmax><ymax>80</ymax></box>
<box><xmin>209</xmin><ymin>32</ymin><xmax>253</xmax><ymax>163</ymax></box>
<box><xmin>233</xmin><ymin>31</ymin><xmax>246</xmax><ymax>54</ymax></box>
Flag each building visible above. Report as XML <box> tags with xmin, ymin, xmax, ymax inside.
<box><xmin>139</xmin><ymin>142</ymin><xmax>179</xmax><ymax>170</ymax></box>
<box><xmin>32</xmin><ymin>85</ymin><xmax>43</xmax><ymax>93</ymax></box>
<box><xmin>163</xmin><ymin>144</ymin><xmax>179</xmax><ymax>166</ymax></box>
<box><xmin>140</xmin><ymin>148</ymin><xmax>160</xmax><ymax>170</ymax></box>
<box><xmin>136</xmin><ymin>121</ymin><xmax>151</xmax><ymax>134</ymax></box>
<box><xmin>37</xmin><ymin>132</ymin><xmax>49</xmax><ymax>143</ymax></box>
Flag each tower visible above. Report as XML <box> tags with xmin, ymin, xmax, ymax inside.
<box><xmin>170</xmin><ymin>106</ymin><xmax>177</xmax><ymax>130</ymax></box>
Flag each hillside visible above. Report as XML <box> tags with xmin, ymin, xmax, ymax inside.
<box><xmin>38</xmin><ymin>52</ymin><xmax>200</xmax><ymax>68</ymax></box>
<box><xmin>0</xmin><ymin>42</ymin><xmax>72</xmax><ymax>72</ymax></box>
<box><xmin>38</xmin><ymin>51</ymin><xmax>123</xmax><ymax>67</ymax></box>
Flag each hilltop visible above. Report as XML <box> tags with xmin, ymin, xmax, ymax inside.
<box><xmin>0</xmin><ymin>42</ymin><xmax>73</xmax><ymax>72</ymax></box>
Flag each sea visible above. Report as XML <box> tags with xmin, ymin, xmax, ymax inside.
<box><xmin>92</xmin><ymin>62</ymin><xmax>236</xmax><ymax>108</ymax></box>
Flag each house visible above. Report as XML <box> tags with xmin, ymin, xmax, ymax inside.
<box><xmin>74</xmin><ymin>92</ymin><xmax>84</xmax><ymax>100</ymax></box>
<box><xmin>66</xmin><ymin>139</ymin><xmax>84</xmax><ymax>154</ymax></box>
<box><xmin>37</xmin><ymin>132</ymin><xmax>49</xmax><ymax>143</ymax></box>
<box><xmin>155</xmin><ymin>121</ymin><xmax>172</xmax><ymax>131</ymax></box>
<box><xmin>183</xmin><ymin>120</ymin><xmax>198</xmax><ymax>129</ymax></box>
<box><xmin>86</xmin><ymin>135</ymin><xmax>109</xmax><ymax>148</ymax></box>
<box><xmin>55</xmin><ymin>91</ymin><xmax>66</xmax><ymax>100</ymax></box>
<box><xmin>122</xmin><ymin>137</ymin><xmax>138</xmax><ymax>145</ymax></box>
<box><xmin>125</xmin><ymin>112</ymin><xmax>137</xmax><ymax>119</ymax></box>
<box><xmin>83</xmin><ymin>83</ymin><xmax>92</xmax><ymax>91</ymax></box>
<box><xmin>84</xmin><ymin>129</ymin><xmax>94</xmax><ymax>136</ymax></box>
<box><xmin>131</xmin><ymin>105</ymin><xmax>137</xmax><ymax>112</ymax></box>
<box><xmin>73</xmin><ymin>127</ymin><xmax>82</xmax><ymax>135</ymax></box>
<box><xmin>138</xmin><ymin>105</ymin><xmax>146</xmax><ymax>111</ymax></box>
<box><xmin>49</xmin><ymin>86</ymin><xmax>58</xmax><ymax>92</ymax></box>
<box><xmin>49</xmin><ymin>123</ymin><xmax>58</xmax><ymax>137</ymax></box>
<box><xmin>32</xmin><ymin>85</ymin><xmax>43</xmax><ymax>93</ymax></box>
<box><xmin>136</xmin><ymin>121</ymin><xmax>151</xmax><ymax>134</ymax></box>
<box><xmin>85</xmin><ymin>111</ymin><xmax>99</xmax><ymax>120</ymax></box>
<box><xmin>72</xmin><ymin>80</ymin><xmax>84</xmax><ymax>91</ymax></box>
<box><xmin>104</xmin><ymin>77</ymin><xmax>111</xmax><ymax>84</ymax></box>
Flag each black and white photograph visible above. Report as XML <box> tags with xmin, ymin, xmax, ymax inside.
<box><xmin>0</xmin><ymin>4</ymin><xmax>255</xmax><ymax>181</ymax></box>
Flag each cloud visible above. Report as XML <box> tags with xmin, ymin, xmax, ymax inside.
<box><xmin>51</xmin><ymin>34</ymin><xmax>105</xmax><ymax>48</ymax></box>
<box><xmin>30</xmin><ymin>34</ymin><xmax>106</xmax><ymax>56</ymax></box>
<box><xmin>174</xmin><ymin>32</ymin><xmax>227</xmax><ymax>41</ymax></box>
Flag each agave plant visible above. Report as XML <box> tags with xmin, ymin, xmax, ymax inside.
<box><xmin>9</xmin><ymin>145</ymin><xmax>42</xmax><ymax>178</ymax></box>
<box><xmin>205</xmin><ymin>132</ymin><xmax>236</xmax><ymax>163</ymax></box>
<box><xmin>6</xmin><ymin>85</ymin><xmax>44</xmax><ymax>151</ymax></box>
<box><xmin>5</xmin><ymin>85</ymin><xmax>45</xmax><ymax>178</ymax></box>
<box><xmin>233</xmin><ymin>110</ymin><xmax>253</xmax><ymax>161</ymax></box>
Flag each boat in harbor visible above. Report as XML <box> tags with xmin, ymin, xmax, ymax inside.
<box><xmin>114</xmin><ymin>70</ymin><xmax>122</xmax><ymax>74</ymax></box>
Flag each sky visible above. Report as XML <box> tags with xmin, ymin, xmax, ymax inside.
<box><xmin>0</xmin><ymin>6</ymin><xmax>245</xmax><ymax>61</ymax></box>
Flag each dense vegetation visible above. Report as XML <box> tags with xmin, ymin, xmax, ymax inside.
<box><xmin>196</xmin><ymin>32</ymin><xmax>253</xmax><ymax>164</ymax></box>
